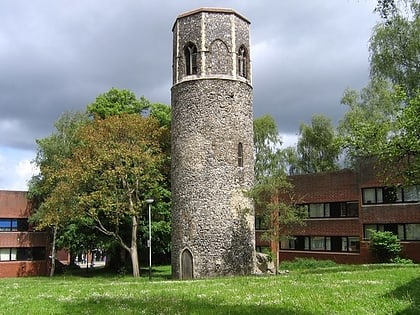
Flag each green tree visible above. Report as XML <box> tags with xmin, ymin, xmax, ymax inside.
<box><xmin>87</xmin><ymin>87</ymin><xmax>150</xmax><ymax>118</ymax></box>
<box><xmin>45</xmin><ymin>114</ymin><xmax>167</xmax><ymax>277</ymax></box>
<box><xmin>374</xmin><ymin>0</ymin><xmax>398</xmax><ymax>20</ymax></box>
<box><xmin>150</xmin><ymin>103</ymin><xmax>171</xmax><ymax>129</ymax></box>
<box><xmin>89</xmin><ymin>90</ymin><xmax>172</xmax><ymax>263</ymax></box>
<box><xmin>55</xmin><ymin>217</ymin><xmax>108</xmax><ymax>270</ymax></box>
<box><xmin>253</xmin><ymin>115</ymin><xmax>285</xmax><ymax>183</ymax></box>
<box><xmin>31</xmin><ymin>90</ymin><xmax>173</xmax><ymax>273</ymax></box>
<box><xmin>338</xmin><ymin>79</ymin><xmax>400</xmax><ymax>166</ymax></box>
<box><xmin>379</xmin><ymin>89</ymin><xmax>420</xmax><ymax>185</ymax></box>
<box><xmin>251</xmin><ymin>115</ymin><xmax>306</xmax><ymax>273</ymax></box>
<box><xmin>370</xmin><ymin>0</ymin><xmax>420</xmax><ymax>98</ymax></box>
<box><xmin>369</xmin><ymin>0</ymin><xmax>420</xmax><ymax>184</ymax></box>
<box><xmin>140</xmin><ymin>102</ymin><xmax>172</xmax><ymax>262</ymax></box>
<box><xmin>339</xmin><ymin>1</ymin><xmax>419</xmax><ymax>184</ymax></box>
<box><xmin>29</xmin><ymin>111</ymin><xmax>90</xmax><ymax>276</ymax></box>
<box><xmin>289</xmin><ymin>115</ymin><xmax>340</xmax><ymax>174</ymax></box>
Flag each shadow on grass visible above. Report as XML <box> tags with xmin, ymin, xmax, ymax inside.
<box><xmin>388</xmin><ymin>276</ymin><xmax>420</xmax><ymax>314</ymax></box>
<box><xmin>139</xmin><ymin>266</ymin><xmax>172</xmax><ymax>280</ymax></box>
<box><xmin>60</xmin><ymin>265</ymin><xmax>171</xmax><ymax>280</ymax></box>
<box><xmin>61</xmin><ymin>295</ymin><xmax>316</xmax><ymax>315</ymax></box>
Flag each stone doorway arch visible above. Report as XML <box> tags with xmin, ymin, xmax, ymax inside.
<box><xmin>181</xmin><ymin>248</ymin><xmax>193</xmax><ymax>280</ymax></box>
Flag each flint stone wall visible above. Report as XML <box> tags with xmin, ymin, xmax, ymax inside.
<box><xmin>171</xmin><ymin>8</ymin><xmax>255</xmax><ymax>279</ymax></box>
<box><xmin>171</xmin><ymin>79</ymin><xmax>255</xmax><ymax>279</ymax></box>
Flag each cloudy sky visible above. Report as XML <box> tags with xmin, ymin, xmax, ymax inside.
<box><xmin>0</xmin><ymin>0</ymin><xmax>380</xmax><ymax>190</ymax></box>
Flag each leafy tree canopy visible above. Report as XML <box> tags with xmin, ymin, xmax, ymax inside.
<box><xmin>370</xmin><ymin>0</ymin><xmax>420</xmax><ymax>98</ymax></box>
<box><xmin>87</xmin><ymin>87</ymin><xmax>151</xmax><ymax>118</ymax></box>
<box><xmin>30</xmin><ymin>89</ymin><xmax>172</xmax><ymax>276</ymax></box>
<box><xmin>339</xmin><ymin>0</ymin><xmax>419</xmax><ymax>184</ymax></box>
<box><xmin>289</xmin><ymin>115</ymin><xmax>340</xmax><ymax>174</ymax></box>
<box><xmin>338</xmin><ymin>78</ymin><xmax>400</xmax><ymax>166</ymax></box>
<box><xmin>44</xmin><ymin>114</ymin><xmax>168</xmax><ymax>277</ymax></box>
<box><xmin>253</xmin><ymin>115</ymin><xmax>285</xmax><ymax>183</ymax></box>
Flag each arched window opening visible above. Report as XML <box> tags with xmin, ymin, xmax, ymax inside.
<box><xmin>238</xmin><ymin>142</ymin><xmax>244</xmax><ymax>167</ymax></box>
<box><xmin>238</xmin><ymin>46</ymin><xmax>248</xmax><ymax>78</ymax></box>
<box><xmin>184</xmin><ymin>43</ymin><xmax>198</xmax><ymax>75</ymax></box>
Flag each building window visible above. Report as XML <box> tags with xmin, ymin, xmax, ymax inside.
<box><xmin>255</xmin><ymin>216</ymin><xmax>267</xmax><ymax>230</ymax></box>
<box><xmin>0</xmin><ymin>219</ymin><xmax>28</xmax><ymax>232</ymax></box>
<box><xmin>341</xmin><ymin>237</ymin><xmax>360</xmax><ymax>252</ymax></box>
<box><xmin>311</xmin><ymin>236</ymin><xmax>331</xmax><ymax>251</ymax></box>
<box><xmin>403</xmin><ymin>185</ymin><xmax>420</xmax><ymax>202</ymax></box>
<box><xmin>0</xmin><ymin>219</ymin><xmax>16</xmax><ymax>231</ymax></box>
<box><xmin>184</xmin><ymin>42</ymin><xmax>198</xmax><ymax>75</ymax></box>
<box><xmin>406</xmin><ymin>224</ymin><xmax>420</xmax><ymax>240</ymax></box>
<box><xmin>307</xmin><ymin>202</ymin><xmax>358</xmax><ymax>218</ymax></box>
<box><xmin>237</xmin><ymin>142</ymin><xmax>243</xmax><ymax>167</ymax></box>
<box><xmin>281</xmin><ymin>236</ymin><xmax>360</xmax><ymax>252</ymax></box>
<box><xmin>281</xmin><ymin>236</ymin><xmax>306</xmax><ymax>250</ymax></box>
<box><xmin>256</xmin><ymin>246</ymin><xmax>271</xmax><ymax>254</ymax></box>
<box><xmin>0</xmin><ymin>247</ymin><xmax>46</xmax><ymax>261</ymax></box>
<box><xmin>0</xmin><ymin>248</ymin><xmax>17</xmax><ymax>261</ymax></box>
<box><xmin>362</xmin><ymin>185</ymin><xmax>419</xmax><ymax>204</ymax></box>
<box><xmin>308</xmin><ymin>204</ymin><xmax>328</xmax><ymax>218</ymax></box>
<box><xmin>364</xmin><ymin>224</ymin><xmax>420</xmax><ymax>241</ymax></box>
<box><xmin>237</xmin><ymin>45</ymin><xmax>248</xmax><ymax>78</ymax></box>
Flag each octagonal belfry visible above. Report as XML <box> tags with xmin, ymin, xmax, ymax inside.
<box><xmin>171</xmin><ymin>8</ymin><xmax>255</xmax><ymax>279</ymax></box>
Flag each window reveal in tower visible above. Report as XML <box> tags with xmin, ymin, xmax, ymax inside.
<box><xmin>184</xmin><ymin>43</ymin><xmax>198</xmax><ymax>75</ymax></box>
<box><xmin>238</xmin><ymin>46</ymin><xmax>248</xmax><ymax>78</ymax></box>
<box><xmin>238</xmin><ymin>142</ymin><xmax>244</xmax><ymax>167</ymax></box>
<box><xmin>209</xmin><ymin>39</ymin><xmax>230</xmax><ymax>74</ymax></box>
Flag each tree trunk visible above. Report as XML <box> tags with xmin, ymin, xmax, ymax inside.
<box><xmin>130</xmin><ymin>215</ymin><xmax>140</xmax><ymax>277</ymax></box>
<box><xmin>50</xmin><ymin>226</ymin><xmax>57</xmax><ymax>277</ymax></box>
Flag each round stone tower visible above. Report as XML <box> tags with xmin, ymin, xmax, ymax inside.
<box><xmin>171</xmin><ymin>7</ymin><xmax>255</xmax><ymax>279</ymax></box>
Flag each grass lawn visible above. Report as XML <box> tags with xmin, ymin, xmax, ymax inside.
<box><xmin>0</xmin><ymin>264</ymin><xmax>419</xmax><ymax>314</ymax></box>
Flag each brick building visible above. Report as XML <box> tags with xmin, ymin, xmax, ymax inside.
<box><xmin>256</xmin><ymin>164</ymin><xmax>420</xmax><ymax>264</ymax></box>
<box><xmin>0</xmin><ymin>190</ymin><xmax>49</xmax><ymax>277</ymax></box>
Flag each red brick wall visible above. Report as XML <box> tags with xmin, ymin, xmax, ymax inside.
<box><xmin>401</xmin><ymin>242</ymin><xmax>420</xmax><ymax>262</ymax></box>
<box><xmin>0</xmin><ymin>232</ymin><xmax>48</xmax><ymax>247</ymax></box>
<box><xmin>0</xmin><ymin>261</ymin><xmax>48</xmax><ymax>277</ymax></box>
<box><xmin>361</xmin><ymin>204</ymin><xmax>420</xmax><ymax>224</ymax></box>
<box><xmin>0</xmin><ymin>191</ymin><xmax>31</xmax><ymax>218</ymax></box>
<box><xmin>289</xmin><ymin>219</ymin><xmax>360</xmax><ymax>236</ymax></box>
<box><xmin>279</xmin><ymin>251</ymin><xmax>363</xmax><ymax>264</ymax></box>
<box><xmin>279</xmin><ymin>241</ymin><xmax>419</xmax><ymax>264</ymax></box>
<box><xmin>288</xmin><ymin>169</ymin><xmax>358</xmax><ymax>203</ymax></box>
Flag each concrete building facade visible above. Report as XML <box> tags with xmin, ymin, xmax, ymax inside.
<box><xmin>0</xmin><ymin>190</ymin><xmax>49</xmax><ymax>277</ymax></box>
<box><xmin>171</xmin><ymin>8</ymin><xmax>255</xmax><ymax>279</ymax></box>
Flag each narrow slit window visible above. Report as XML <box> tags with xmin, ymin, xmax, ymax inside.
<box><xmin>184</xmin><ymin>43</ymin><xmax>198</xmax><ymax>75</ymax></box>
<box><xmin>238</xmin><ymin>142</ymin><xmax>243</xmax><ymax>167</ymax></box>
<box><xmin>238</xmin><ymin>46</ymin><xmax>248</xmax><ymax>78</ymax></box>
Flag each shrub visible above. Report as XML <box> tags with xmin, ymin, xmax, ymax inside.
<box><xmin>369</xmin><ymin>230</ymin><xmax>402</xmax><ymax>263</ymax></box>
<box><xmin>390</xmin><ymin>256</ymin><xmax>413</xmax><ymax>264</ymax></box>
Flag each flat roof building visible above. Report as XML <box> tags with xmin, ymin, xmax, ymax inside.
<box><xmin>256</xmin><ymin>164</ymin><xmax>420</xmax><ymax>264</ymax></box>
<box><xmin>0</xmin><ymin>190</ymin><xmax>49</xmax><ymax>277</ymax></box>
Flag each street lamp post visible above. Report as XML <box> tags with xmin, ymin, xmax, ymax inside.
<box><xmin>146</xmin><ymin>199</ymin><xmax>154</xmax><ymax>281</ymax></box>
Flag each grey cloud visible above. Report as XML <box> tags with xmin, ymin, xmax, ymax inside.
<box><xmin>0</xmin><ymin>0</ymin><xmax>378</xmax><ymax>151</ymax></box>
